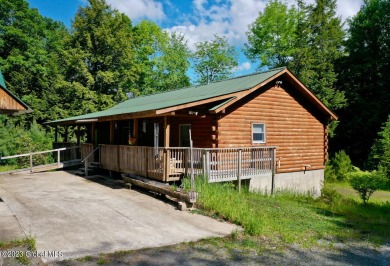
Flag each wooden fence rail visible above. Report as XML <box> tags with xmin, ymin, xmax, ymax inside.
<box><xmin>88</xmin><ymin>144</ymin><xmax>276</xmax><ymax>183</ymax></box>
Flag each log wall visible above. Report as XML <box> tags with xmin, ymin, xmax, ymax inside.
<box><xmin>170</xmin><ymin>116</ymin><xmax>214</xmax><ymax>148</ymax></box>
<box><xmin>0</xmin><ymin>87</ymin><xmax>25</xmax><ymax>111</ymax></box>
<box><xmin>217</xmin><ymin>82</ymin><xmax>327</xmax><ymax>173</ymax></box>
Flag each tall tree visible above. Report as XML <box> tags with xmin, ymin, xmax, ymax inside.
<box><xmin>368</xmin><ymin>116</ymin><xmax>390</xmax><ymax>178</ymax></box>
<box><xmin>333</xmin><ymin>0</ymin><xmax>390</xmax><ymax>166</ymax></box>
<box><xmin>296</xmin><ymin>0</ymin><xmax>346</xmax><ymax>111</ymax></box>
<box><xmin>193</xmin><ymin>35</ymin><xmax>238</xmax><ymax>85</ymax></box>
<box><xmin>67</xmin><ymin>0</ymin><xmax>138</xmax><ymax>110</ymax></box>
<box><xmin>245</xmin><ymin>0</ymin><xmax>299</xmax><ymax>68</ymax></box>
<box><xmin>245</xmin><ymin>0</ymin><xmax>346</xmax><ymax>112</ymax></box>
<box><xmin>0</xmin><ymin>0</ymin><xmax>69</xmax><ymax>123</ymax></box>
<box><xmin>133</xmin><ymin>21</ymin><xmax>190</xmax><ymax>95</ymax></box>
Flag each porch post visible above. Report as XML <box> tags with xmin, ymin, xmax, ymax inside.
<box><xmin>64</xmin><ymin>126</ymin><xmax>68</xmax><ymax>142</ymax></box>
<box><xmin>91</xmin><ymin>122</ymin><xmax>96</xmax><ymax>146</ymax></box>
<box><xmin>76</xmin><ymin>125</ymin><xmax>81</xmax><ymax>145</ymax></box>
<box><xmin>133</xmin><ymin>118</ymin><xmax>138</xmax><ymax>144</ymax></box>
<box><xmin>164</xmin><ymin>116</ymin><xmax>170</xmax><ymax>147</ymax></box>
<box><xmin>109</xmin><ymin>121</ymin><xmax>114</xmax><ymax>144</ymax></box>
<box><xmin>54</xmin><ymin>126</ymin><xmax>58</xmax><ymax>143</ymax></box>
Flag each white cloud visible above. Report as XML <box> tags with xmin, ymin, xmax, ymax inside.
<box><xmin>233</xmin><ymin>61</ymin><xmax>252</xmax><ymax>72</ymax></box>
<box><xmin>106</xmin><ymin>0</ymin><xmax>165</xmax><ymax>21</ymax></box>
<box><xmin>167</xmin><ymin>0</ymin><xmax>266</xmax><ymax>50</ymax></box>
<box><xmin>167</xmin><ymin>0</ymin><xmax>363</xmax><ymax>50</ymax></box>
<box><xmin>285</xmin><ymin>0</ymin><xmax>363</xmax><ymax>22</ymax></box>
<box><xmin>335</xmin><ymin>0</ymin><xmax>363</xmax><ymax>22</ymax></box>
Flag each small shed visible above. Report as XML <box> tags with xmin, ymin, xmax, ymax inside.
<box><xmin>0</xmin><ymin>69</ymin><xmax>30</xmax><ymax>115</ymax></box>
<box><xmin>50</xmin><ymin>67</ymin><xmax>337</xmax><ymax>196</ymax></box>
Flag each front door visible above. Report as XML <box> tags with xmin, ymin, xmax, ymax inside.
<box><xmin>179</xmin><ymin>124</ymin><xmax>191</xmax><ymax>147</ymax></box>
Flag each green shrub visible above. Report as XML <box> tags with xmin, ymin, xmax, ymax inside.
<box><xmin>369</xmin><ymin>115</ymin><xmax>390</xmax><ymax>179</ymax></box>
<box><xmin>324</xmin><ymin>161</ymin><xmax>337</xmax><ymax>182</ymax></box>
<box><xmin>348</xmin><ymin>170</ymin><xmax>387</xmax><ymax>204</ymax></box>
<box><xmin>333</xmin><ymin>150</ymin><xmax>353</xmax><ymax>181</ymax></box>
<box><xmin>320</xmin><ymin>186</ymin><xmax>342</xmax><ymax>206</ymax></box>
<box><xmin>326</xmin><ymin>150</ymin><xmax>353</xmax><ymax>182</ymax></box>
<box><xmin>0</xmin><ymin>119</ymin><xmax>53</xmax><ymax>167</ymax></box>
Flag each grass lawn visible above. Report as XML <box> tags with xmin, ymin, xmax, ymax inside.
<box><xmin>0</xmin><ymin>237</ymin><xmax>36</xmax><ymax>265</ymax></box>
<box><xmin>186</xmin><ymin>177</ymin><xmax>390</xmax><ymax>248</ymax></box>
<box><xmin>330</xmin><ymin>182</ymin><xmax>390</xmax><ymax>203</ymax></box>
<box><xmin>0</xmin><ymin>165</ymin><xmax>19</xmax><ymax>172</ymax></box>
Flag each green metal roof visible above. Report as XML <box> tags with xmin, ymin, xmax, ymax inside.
<box><xmin>0</xmin><ymin>69</ymin><xmax>7</xmax><ymax>89</ymax></box>
<box><xmin>49</xmin><ymin>67</ymin><xmax>287</xmax><ymax>124</ymax></box>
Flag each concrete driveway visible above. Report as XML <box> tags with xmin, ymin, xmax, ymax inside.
<box><xmin>0</xmin><ymin>171</ymin><xmax>236</xmax><ymax>262</ymax></box>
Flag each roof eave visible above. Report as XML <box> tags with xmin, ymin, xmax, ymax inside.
<box><xmin>0</xmin><ymin>85</ymin><xmax>31</xmax><ymax>112</ymax></box>
<box><xmin>282</xmin><ymin>69</ymin><xmax>338</xmax><ymax>121</ymax></box>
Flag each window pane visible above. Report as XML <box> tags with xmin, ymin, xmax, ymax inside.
<box><xmin>252</xmin><ymin>123</ymin><xmax>265</xmax><ymax>143</ymax></box>
<box><xmin>253</xmin><ymin>133</ymin><xmax>264</xmax><ymax>142</ymax></box>
<box><xmin>253</xmin><ymin>124</ymin><xmax>264</xmax><ymax>133</ymax></box>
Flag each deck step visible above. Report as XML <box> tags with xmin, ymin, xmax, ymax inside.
<box><xmin>78</xmin><ymin>167</ymin><xmax>96</xmax><ymax>171</ymax></box>
<box><xmin>75</xmin><ymin>171</ymin><xmax>86</xmax><ymax>176</ymax></box>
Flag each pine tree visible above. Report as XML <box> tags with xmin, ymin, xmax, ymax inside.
<box><xmin>334</xmin><ymin>0</ymin><xmax>390</xmax><ymax>167</ymax></box>
<box><xmin>245</xmin><ymin>0</ymin><xmax>346</xmax><ymax>112</ymax></box>
<box><xmin>292</xmin><ymin>0</ymin><xmax>346</xmax><ymax>111</ymax></box>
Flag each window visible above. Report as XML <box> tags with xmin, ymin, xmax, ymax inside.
<box><xmin>252</xmin><ymin>123</ymin><xmax>266</xmax><ymax>143</ymax></box>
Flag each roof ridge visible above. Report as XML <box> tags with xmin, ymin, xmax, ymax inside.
<box><xmin>218</xmin><ymin>66</ymin><xmax>286</xmax><ymax>83</ymax></box>
<box><xmin>112</xmin><ymin>67</ymin><xmax>286</xmax><ymax>106</ymax></box>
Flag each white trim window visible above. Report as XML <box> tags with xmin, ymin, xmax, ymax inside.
<box><xmin>252</xmin><ymin>123</ymin><xmax>266</xmax><ymax>144</ymax></box>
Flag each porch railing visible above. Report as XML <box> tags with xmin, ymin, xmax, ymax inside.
<box><xmin>85</xmin><ymin>144</ymin><xmax>276</xmax><ymax>183</ymax></box>
<box><xmin>0</xmin><ymin>146</ymin><xmax>81</xmax><ymax>174</ymax></box>
<box><xmin>205</xmin><ymin>147</ymin><xmax>275</xmax><ymax>183</ymax></box>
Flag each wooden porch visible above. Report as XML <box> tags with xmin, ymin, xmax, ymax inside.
<box><xmin>81</xmin><ymin>143</ymin><xmax>276</xmax><ymax>183</ymax></box>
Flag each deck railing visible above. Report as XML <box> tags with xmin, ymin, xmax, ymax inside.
<box><xmin>205</xmin><ymin>147</ymin><xmax>275</xmax><ymax>182</ymax></box>
<box><xmin>86</xmin><ymin>144</ymin><xmax>276</xmax><ymax>183</ymax></box>
<box><xmin>81</xmin><ymin>143</ymin><xmax>94</xmax><ymax>166</ymax></box>
<box><xmin>0</xmin><ymin>146</ymin><xmax>81</xmax><ymax>174</ymax></box>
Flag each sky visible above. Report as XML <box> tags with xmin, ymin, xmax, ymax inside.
<box><xmin>27</xmin><ymin>0</ymin><xmax>364</xmax><ymax>77</ymax></box>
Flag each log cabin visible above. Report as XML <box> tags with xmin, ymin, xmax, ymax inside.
<box><xmin>49</xmin><ymin>67</ymin><xmax>337</xmax><ymax>196</ymax></box>
<box><xmin>0</xmin><ymin>69</ymin><xmax>30</xmax><ymax>115</ymax></box>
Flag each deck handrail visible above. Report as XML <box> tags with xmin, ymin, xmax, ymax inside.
<box><xmin>0</xmin><ymin>146</ymin><xmax>80</xmax><ymax>173</ymax></box>
<box><xmin>0</xmin><ymin>146</ymin><xmax>79</xmax><ymax>160</ymax></box>
<box><xmin>81</xmin><ymin>144</ymin><xmax>276</xmax><ymax>185</ymax></box>
<box><xmin>81</xmin><ymin>146</ymin><xmax>100</xmax><ymax>163</ymax></box>
<box><xmin>157</xmin><ymin>146</ymin><xmax>278</xmax><ymax>151</ymax></box>
<box><xmin>82</xmin><ymin>145</ymin><xmax>100</xmax><ymax>177</ymax></box>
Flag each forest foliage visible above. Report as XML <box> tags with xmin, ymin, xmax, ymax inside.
<box><xmin>0</xmin><ymin>0</ymin><xmax>388</xmax><ymax>174</ymax></box>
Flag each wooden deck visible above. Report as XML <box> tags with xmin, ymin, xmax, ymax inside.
<box><xmin>81</xmin><ymin>143</ymin><xmax>276</xmax><ymax>183</ymax></box>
